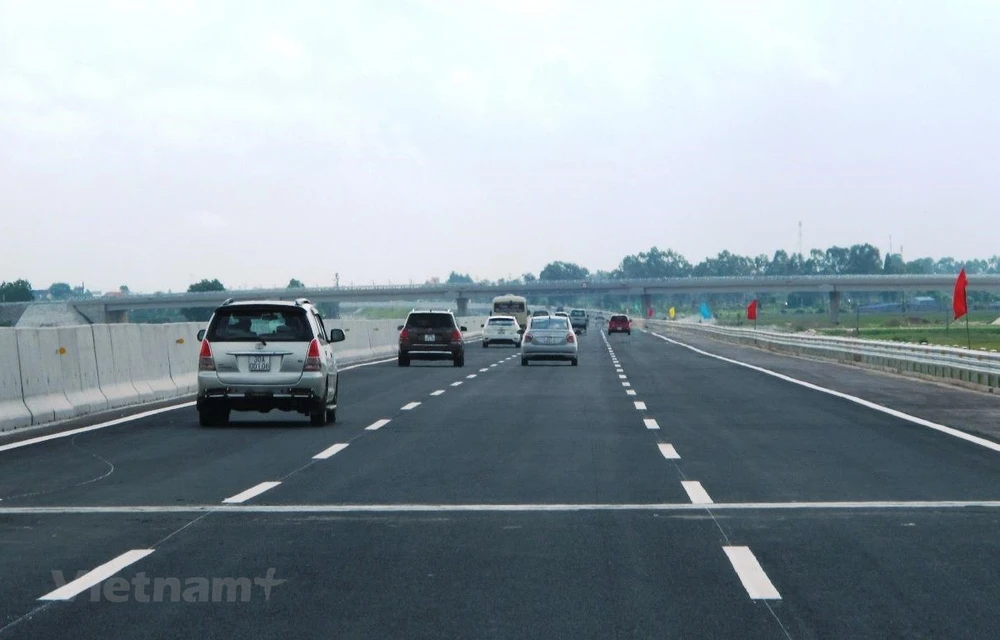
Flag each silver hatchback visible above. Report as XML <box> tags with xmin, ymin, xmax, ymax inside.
<box><xmin>196</xmin><ymin>299</ymin><xmax>345</xmax><ymax>426</ymax></box>
<box><xmin>521</xmin><ymin>315</ymin><xmax>578</xmax><ymax>366</ymax></box>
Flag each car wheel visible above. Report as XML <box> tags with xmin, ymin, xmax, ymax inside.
<box><xmin>521</xmin><ymin>357</ymin><xmax>528</xmax><ymax>366</ymax></box>
<box><xmin>310</xmin><ymin>408</ymin><xmax>326</xmax><ymax>426</ymax></box>
<box><xmin>482</xmin><ymin>340</ymin><xmax>488</xmax><ymax>348</ymax></box>
<box><xmin>571</xmin><ymin>358</ymin><xmax>579</xmax><ymax>366</ymax></box>
<box><xmin>326</xmin><ymin>407</ymin><xmax>337</xmax><ymax>424</ymax></box>
<box><xmin>199</xmin><ymin>408</ymin><xmax>228</xmax><ymax>427</ymax></box>
<box><xmin>398</xmin><ymin>355</ymin><xmax>410</xmax><ymax>367</ymax></box>
<box><xmin>627</xmin><ymin>330</ymin><xmax>631</xmax><ymax>335</ymax></box>
<box><xmin>454</xmin><ymin>354</ymin><xmax>465</xmax><ymax>367</ymax></box>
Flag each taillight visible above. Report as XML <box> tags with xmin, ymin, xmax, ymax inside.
<box><xmin>198</xmin><ymin>339</ymin><xmax>215</xmax><ymax>371</ymax></box>
<box><xmin>451</xmin><ymin>329</ymin><xmax>462</xmax><ymax>341</ymax></box>
<box><xmin>567</xmin><ymin>333</ymin><xmax>575</xmax><ymax>343</ymax></box>
<box><xmin>303</xmin><ymin>338</ymin><xmax>322</xmax><ymax>372</ymax></box>
<box><xmin>399</xmin><ymin>328</ymin><xmax>409</xmax><ymax>342</ymax></box>
<box><xmin>524</xmin><ymin>333</ymin><xmax>533</xmax><ymax>343</ymax></box>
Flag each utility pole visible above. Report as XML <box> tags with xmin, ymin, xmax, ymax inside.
<box><xmin>798</xmin><ymin>221</ymin><xmax>803</xmax><ymax>256</ymax></box>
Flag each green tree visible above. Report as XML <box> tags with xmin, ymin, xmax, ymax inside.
<box><xmin>49</xmin><ymin>282</ymin><xmax>73</xmax><ymax>299</ymax></box>
<box><xmin>0</xmin><ymin>279</ymin><xmax>33</xmax><ymax>302</ymax></box>
<box><xmin>119</xmin><ymin>285</ymin><xmax>130</xmax><ymax>295</ymax></box>
<box><xmin>522</xmin><ymin>273</ymin><xmax>537</xmax><ymax>283</ymax></box>
<box><xmin>287</xmin><ymin>278</ymin><xmax>305</xmax><ymax>289</ymax></box>
<box><xmin>616</xmin><ymin>247</ymin><xmax>691</xmax><ymax>279</ymax></box>
<box><xmin>183</xmin><ymin>279</ymin><xmax>226</xmax><ymax>322</ymax></box>
<box><xmin>446</xmin><ymin>271</ymin><xmax>474</xmax><ymax>285</ymax></box>
<box><xmin>188</xmin><ymin>279</ymin><xmax>226</xmax><ymax>293</ymax></box>
<box><xmin>845</xmin><ymin>244</ymin><xmax>882</xmax><ymax>274</ymax></box>
<box><xmin>539</xmin><ymin>261</ymin><xmax>589</xmax><ymax>281</ymax></box>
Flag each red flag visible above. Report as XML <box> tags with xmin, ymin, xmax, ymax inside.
<box><xmin>747</xmin><ymin>299</ymin><xmax>758</xmax><ymax>321</ymax></box>
<box><xmin>646</xmin><ymin>306</ymin><xmax>654</xmax><ymax>319</ymax></box>
<box><xmin>953</xmin><ymin>268</ymin><xmax>968</xmax><ymax>320</ymax></box>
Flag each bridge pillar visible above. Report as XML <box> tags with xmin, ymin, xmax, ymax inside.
<box><xmin>641</xmin><ymin>293</ymin><xmax>653</xmax><ymax>319</ymax></box>
<box><xmin>829</xmin><ymin>291</ymin><xmax>841</xmax><ymax>325</ymax></box>
<box><xmin>327</xmin><ymin>301</ymin><xmax>340</xmax><ymax>319</ymax></box>
<box><xmin>107</xmin><ymin>309</ymin><xmax>129</xmax><ymax>324</ymax></box>
<box><xmin>456</xmin><ymin>297</ymin><xmax>469</xmax><ymax>317</ymax></box>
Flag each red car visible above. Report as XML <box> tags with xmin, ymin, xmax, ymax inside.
<box><xmin>608</xmin><ymin>314</ymin><xmax>631</xmax><ymax>335</ymax></box>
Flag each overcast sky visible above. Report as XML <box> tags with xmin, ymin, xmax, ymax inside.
<box><xmin>3</xmin><ymin>1</ymin><xmax>999</xmax><ymax>293</ymax></box>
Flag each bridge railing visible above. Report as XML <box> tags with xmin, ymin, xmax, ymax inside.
<box><xmin>646</xmin><ymin>320</ymin><xmax>1000</xmax><ymax>392</ymax></box>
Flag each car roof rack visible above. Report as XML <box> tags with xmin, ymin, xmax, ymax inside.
<box><xmin>295</xmin><ymin>298</ymin><xmax>313</xmax><ymax>306</ymax></box>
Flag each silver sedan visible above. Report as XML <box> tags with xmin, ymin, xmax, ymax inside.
<box><xmin>520</xmin><ymin>316</ymin><xmax>578</xmax><ymax>366</ymax></box>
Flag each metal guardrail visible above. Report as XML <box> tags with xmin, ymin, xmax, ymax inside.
<box><xmin>648</xmin><ymin>320</ymin><xmax>1000</xmax><ymax>391</ymax></box>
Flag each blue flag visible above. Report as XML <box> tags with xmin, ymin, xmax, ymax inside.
<box><xmin>699</xmin><ymin>302</ymin><xmax>712</xmax><ymax>319</ymax></box>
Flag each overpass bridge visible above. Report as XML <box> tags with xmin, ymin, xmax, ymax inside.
<box><xmin>63</xmin><ymin>273</ymin><xmax>1000</xmax><ymax>324</ymax></box>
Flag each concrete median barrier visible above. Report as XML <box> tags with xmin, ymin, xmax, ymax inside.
<box><xmin>164</xmin><ymin>323</ymin><xmax>201</xmax><ymax>394</ymax></box>
<box><xmin>16</xmin><ymin>328</ymin><xmax>75</xmax><ymax>425</ymax></box>
<box><xmin>0</xmin><ymin>329</ymin><xmax>32</xmax><ymax>431</ymax></box>
<box><xmin>92</xmin><ymin>324</ymin><xmax>141</xmax><ymax>410</ymax></box>
<box><xmin>110</xmin><ymin>324</ymin><xmax>157</xmax><ymax>403</ymax></box>
<box><xmin>140</xmin><ymin>324</ymin><xmax>179</xmax><ymax>400</ymax></box>
<box><xmin>56</xmin><ymin>326</ymin><xmax>108</xmax><ymax>418</ymax></box>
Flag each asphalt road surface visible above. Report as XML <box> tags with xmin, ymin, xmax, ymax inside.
<box><xmin>2</xmin><ymin>327</ymin><xmax>999</xmax><ymax>639</ymax></box>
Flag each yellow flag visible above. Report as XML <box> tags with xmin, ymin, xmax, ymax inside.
<box><xmin>669</xmin><ymin>307</ymin><xmax>676</xmax><ymax>319</ymax></box>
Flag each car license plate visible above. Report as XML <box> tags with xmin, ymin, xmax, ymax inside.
<box><xmin>424</xmin><ymin>334</ymin><xmax>436</xmax><ymax>342</ymax></box>
<box><xmin>249</xmin><ymin>355</ymin><xmax>271</xmax><ymax>372</ymax></box>
<box><xmin>498</xmin><ymin>329</ymin><xmax>505</xmax><ymax>334</ymax></box>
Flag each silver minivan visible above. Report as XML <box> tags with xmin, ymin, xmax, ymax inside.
<box><xmin>196</xmin><ymin>299</ymin><xmax>345</xmax><ymax>426</ymax></box>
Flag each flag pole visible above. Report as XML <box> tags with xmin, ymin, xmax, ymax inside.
<box><xmin>966</xmin><ymin>313</ymin><xmax>971</xmax><ymax>350</ymax></box>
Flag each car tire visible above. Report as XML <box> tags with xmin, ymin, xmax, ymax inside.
<box><xmin>521</xmin><ymin>357</ymin><xmax>528</xmax><ymax>366</ymax></box>
<box><xmin>454</xmin><ymin>354</ymin><xmax>464</xmax><ymax>367</ymax></box>
<box><xmin>482</xmin><ymin>341</ymin><xmax>488</xmax><ymax>348</ymax></box>
<box><xmin>571</xmin><ymin>358</ymin><xmax>579</xmax><ymax>366</ymax></box>
<box><xmin>627</xmin><ymin>330</ymin><xmax>631</xmax><ymax>335</ymax></box>
<box><xmin>398</xmin><ymin>355</ymin><xmax>410</xmax><ymax>367</ymax></box>
<box><xmin>199</xmin><ymin>408</ymin><xmax>228</xmax><ymax>427</ymax></box>
<box><xmin>326</xmin><ymin>407</ymin><xmax>337</xmax><ymax>424</ymax></box>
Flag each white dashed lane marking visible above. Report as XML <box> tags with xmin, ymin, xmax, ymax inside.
<box><xmin>365</xmin><ymin>419</ymin><xmax>392</xmax><ymax>431</ymax></box>
<box><xmin>724</xmin><ymin>546</ymin><xmax>781</xmax><ymax>600</ymax></box>
<box><xmin>682</xmin><ymin>481</ymin><xmax>713</xmax><ymax>504</ymax></box>
<box><xmin>626</xmin><ymin>390</ymin><xmax>637</xmax><ymax>396</ymax></box>
<box><xmin>657</xmin><ymin>444</ymin><xmax>680</xmax><ymax>459</ymax></box>
<box><xmin>39</xmin><ymin>550</ymin><xmax>156</xmax><ymax>601</ymax></box>
<box><xmin>401</xmin><ymin>402</ymin><xmax>421</xmax><ymax>411</ymax></box>
<box><xmin>313</xmin><ymin>443</ymin><xmax>349</xmax><ymax>460</ymax></box>
<box><xmin>643</xmin><ymin>418</ymin><xmax>659</xmax><ymax>430</ymax></box>
<box><xmin>466</xmin><ymin>374</ymin><xmax>477</xmax><ymax>379</ymax></box>
<box><xmin>430</xmin><ymin>390</ymin><xmax>445</xmax><ymax>396</ymax></box>
<box><xmin>223</xmin><ymin>481</ymin><xmax>282</xmax><ymax>504</ymax></box>
<box><xmin>634</xmin><ymin>401</ymin><xmax>647</xmax><ymax>410</ymax></box>
<box><xmin>451</xmin><ymin>381</ymin><xmax>464</xmax><ymax>387</ymax></box>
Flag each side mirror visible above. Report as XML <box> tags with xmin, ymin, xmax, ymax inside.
<box><xmin>397</xmin><ymin>325</ymin><xmax>404</xmax><ymax>331</ymax></box>
<box><xmin>196</xmin><ymin>329</ymin><xmax>206</xmax><ymax>342</ymax></box>
<box><xmin>329</xmin><ymin>328</ymin><xmax>346</xmax><ymax>343</ymax></box>
<box><xmin>460</xmin><ymin>326</ymin><xmax>468</xmax><ymax>332</ymax></box>
<box><xmin>518</xmin><ymin>328</ymin><xmax>525</xmax><ymax>334</ymax></box>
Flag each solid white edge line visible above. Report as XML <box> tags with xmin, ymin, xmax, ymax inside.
<box><xmin>681</xmin><ymin>481</ymin><xmax>713</xmax><ymax>504</ymax></box>
<box><xmin>401</xmin><ymin>402</ymin><xmax>421</xmax><ymax>411</ymax></box>
<box><xmin>0</xmin><ymin>402</ymin><xmax>197</xmax><ymax>454</ymax></box>
<box><xmin>10</xmin><ymin>500</ymin><xmax>1000</xmax><ymax>515</ymax></box>
<box><xmin>651</xmin><ymin>332</ymin><xmax>1000</xmax><ymax>454</ymax></box>
<box><xmin>222</xmin><ymin>481</ymin><xmax>282</xmax><ymax>504</ymax></box>
<box><xmin>430</xmin><ymin>390</ymin><xmax>446</xmax><ymax>396</ymax></box>
<box><xmin>39</xmin><ymin>549</ymin><xmax>156</xmax><ymax>601</ymax></box>
<box><xmin>643</xmin><ymin>418</ymin><xmax>659</xmax><ymax>430</ymax></box>
<box><xmin>657</xmin><ymin>443</ymin><xmax>680</xmax><ymax>459</ymax></box>
<box><xmin>364</xmin><ymin>419</ymin><xmax>392</xmax><ymax>431</ymax></box>
<box><xmin>724</xmin><ymin>546</ymin><xmax>781</xmax><ymax>600</ymax></box>
<box><xmin>337</xmin><ymin>356</ymin><xmax>398</xmax><ymax>372</ymax></box>
<box><xmin>634</xmin><ymin>401</ymin><xmax>647</xmax><ymax>410</ymax></box>
<box><xmin>313</xmin><ymin>442</ymin><xmax>349</xmax><ymax>460</ymax></box>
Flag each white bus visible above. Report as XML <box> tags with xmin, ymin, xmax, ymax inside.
<box><xmin>491</xmin><ymin>294</ymin><xmax>528</xmax><ymax>328</ymax></box>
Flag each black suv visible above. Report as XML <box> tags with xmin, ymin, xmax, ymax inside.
<box><xmin>398</xmin><ymin>311</ymin><xmax>468</xmax><ymax>367</ymax></box>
